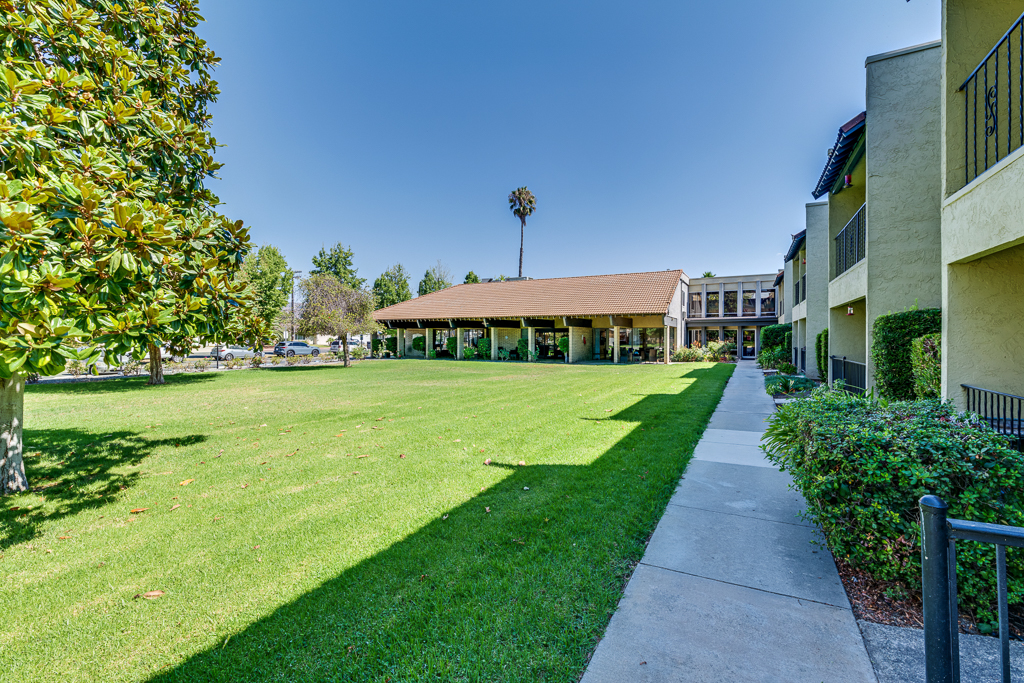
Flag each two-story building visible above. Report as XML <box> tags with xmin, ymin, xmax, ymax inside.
<box><xmin>784</xmin><ymin>202</ymin><xmax>829</xmax><ymax>379</ymax></box>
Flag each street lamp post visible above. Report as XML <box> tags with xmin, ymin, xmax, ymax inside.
<box><xmin>290</xmin><ymin>270</ymin><xmax>302</xmax><ymax>341</ymax></box>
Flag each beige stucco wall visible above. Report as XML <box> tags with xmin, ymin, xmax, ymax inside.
<box><xmin>802</xmin><ymin>202</ymin><xmax>830</xmax><ymax>379</ymax></box>
<box><xmin>828</xmin><ymin>298</ymin><xmax>867</xmax><ymax>375</ymax></box>
<box><xmin>864</xmin><ymin>42</ymin><xmax>944</xmax><ymax>391</ymax></box>
<box><xmin>942</xmin><ymin>243</ymin><xmax>1024</xmax><ymax>408</ymax></box>
<box><xmin>828</xmin><ymin>159</ymin><xmax>867</xmax><ymax>281</ymax></box>
<box><xmin>942</xmin><ymin>0</ymin><xmax>1024</xmax><ymax>198</ymax></box>
<box><xmin>829</xmin><ymin>260</ymin><xmax>867</xmax><ymax>308</ymax></box>
<box><xmin>942</xmin><ymin>148</ymin><xmax>1024</xmax><ymax>264</ymax></box>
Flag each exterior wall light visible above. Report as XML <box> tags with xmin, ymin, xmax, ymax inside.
<box><xmin>847</xmin><ymin>306</ymin><xmax>855</xmax><ymax>316</ymax></box>
<box><xmin>844</xmin><ymin>174</ymin><xmax>853</xmax><ymax>188</ymax></box>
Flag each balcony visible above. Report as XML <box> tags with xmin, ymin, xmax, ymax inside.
<box><xmin>963</xmin><ymin>384</ymin><xmax>1024</xmax><ymax>451</ymax></box>
<box><xmin>831</xmin><ymin>355</ymin><xmax>866</xmax><ymax>394</ymax></box>
<box><xmin>833</xmin><ymin>204</ymin><xmax>866</xmax><ymax>279</ymax></box>
<box><xmin>959</xmin><ymin>10</ymin><xmax>1024</xmax><ymax>187</ymax></box>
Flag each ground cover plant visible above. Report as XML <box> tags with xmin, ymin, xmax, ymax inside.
<box><xmin>762</xmin><ymin>386</ymin><xmax>1024</xmax><ymax>628</ymax></box>
<box><xmin>0</xmin><ymin>360</ymin><xmax>732</xmax><ymax>682</ymax></box>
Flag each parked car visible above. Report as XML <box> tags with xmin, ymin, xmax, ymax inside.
<box><xmin>211</xmin><ymin>344</ymin><xmax>258</xmax><ymax>360</ymax></box>
<box><xmin>329</xmin><ymin>340</ymin><xmax>363</xmax><ymax>354</ymax></box>
<box><xmin>273</xmin><ymin>341</ymin><xmax>320</xmax><ymax>357</ymax></box>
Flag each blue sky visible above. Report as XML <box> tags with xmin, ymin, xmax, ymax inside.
<box><xmin>199</xmin><ymin>0</ymin><xmax>941</xmax><ymax>288</ymax></box>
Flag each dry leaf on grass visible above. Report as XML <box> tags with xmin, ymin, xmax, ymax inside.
<box><xmin>240</xmin><ymin>484</ymin><xmax>248</xmax><ymax>489</ymax></box>
<box><xmin>58</xmin><ymin>536</ymin><xmax>71</xmax><ymax>540</ymax></box>
<box><xmin>130</xmin><ymin>508</ymin><xmax>149</xmax><ymax>513</ymax></box>
<box><xmin>399</xmin><ymin>454</ymin><xmax>406</xmax><ymax>459</ymax></box>
<box><xmin>179</xmin><ymin>479</ymin><xmax>194</xmax><ymax>486</ymax></box>
<box><xmin>357</xmin><ymin>455</ymin><xmax>370</xmax><ymax>459</ymax></box>
<box><xmin>170</xmin><ymin>505</ymin><xmax>181</xmax><ymax>511</ymax></box>
<box><xmin>454</xmin><ymin>439</ymin><xmax>461</xmax><ymax>442</ymax></box>
<box><xmin>134</xmin><ymin>590</ymin><xmax>164</xmax><ymax>600</ymax></box>
<box><xmin>375</xmin><ymin>417</ymin><xmax>385</xmax><ymax>421</ymax></box>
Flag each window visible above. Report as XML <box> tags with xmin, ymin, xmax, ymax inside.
<box><xmin>689</xmin><ymin>292</ymin><xmax>703</xmax><ymax>317</ymax></box>
<box><xmin>706</xmin><ymin>329</ymin><xmax>720</xmax><ymax>343</ymax></box>
<box><xmin>723</xmin><ymin>290</ymin><xmax>738</xmax><ymax>316</ymax></box>
<box><xmin>742</xmin><ymin>288</ymin><xmax>756</xmax><ymax>316</ymax></box>
<box><xmin>463</xmin><ymin>329</ymin><xmax>484</xmax><ymax>347</ymax></box>
<box><xmin>706</xmin><ymin>291</ymin><xmax>720</xmax><ymax>317</ymax></box>
<box><xmin>760</xmin><ymin>289</ymin><xmax>776</xmax><ymax>314</ymax></box>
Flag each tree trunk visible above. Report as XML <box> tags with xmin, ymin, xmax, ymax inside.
<box><xmin>519</xmin><ymin>217</ymin><xmax>525</xmax><ymax>278</ymax></box>
<box><xmin>0</xmin><ymin>374</ymin><xmax>28</xmax><ymax>495</ymax></box>
<box><xmin>344</xmin><ymin>342</ymin><xmax>350</xmax><ymax>368</ymax></box>
<box><xmin>147</xmin><ymin>343</ymin><xmax>165</xmax><ymax>385</ymax></box>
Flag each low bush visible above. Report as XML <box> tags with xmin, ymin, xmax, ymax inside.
<box><xmin>762</xmin><ymin>387</ymin><xmax>1024</xmax><ymax>622</ymax></box>
<box><xmin>477</xmin><ymin>338</ymin><xmax>491</xmax><ymax>359</ymax></box>
<box><xmin>285</xmin><ymin>355</ymin><xmax>300</xmax><ymax>366</ymax></box>
<box><xmin>872</xmin><ymin>308</ymin><xmax>941</xmax><ymax>400</ymax></box>
<box><xmin>118</xmin><ymin>359</ymin><xmax>142</xmax><ymax>377</ymax></box>
<box><xmin>911</xmin><ymin>333</ymin><xmax>941</xmax><ymax>399</ymax></box>
<box><xmin>497</xmin><ymin>348</ymin><xmax>510</xmax><ymax>361</ymax></box>
<box><xmin>371</xmin><ymin>338</ymin><xmax>383</xmax><ymax>357</ymax></box>
<box><xmin>385</xmin><ymin>337</ymin><xmax>397</xmax><ymax>354</ymax></box>
<box><xmin>776</xmin><ymin>361</ymin><xmax>798</xmax><ymax>375</ymax></box>
<box><xmin>815</xmin><ymin>328</ymin><xmax>829</xmax><ymax>379</ymax></box>
<box><xmin>351</xmin><ymin>346</ymin><xmax>369</xmax><ymax>360</ymax></box>
<box><xmin>412</xmin><ymin>336</ymin><xmax>426</xmax><ymax>352</ymax></box>
<box><xmin>193</xmin><ymin>359</ymin><xmax>210</xmax><ymax>372</ymax></box>
<box><xmin>463</xmin><ymin>347</ymin><xmax>477</xmax><ymax>360</ymax></box>
<box><xmin>764</xmin><ymin>374</ymin><xmax>815</xmax><ymax>396</ymax></box>
<box><xmin>517</xmin><ymin>338</ymin><xmax>529</xmax><ymax>361</ymax></box>
<box><xmin>556</xmin><ymin>337</ymin><xmax>569</xmax><ymax>357</ymax></box>
<box><xmin>446</xmin><ymin>337</ymin><xmax>458</xmax><ymax>357</ymax></box>
<box><xmin>760</xmin><ymin>323</ymin><xmax>791</xmax><ymax>351</ymax></box>
<box><xmin>249</xmin><ymin>355</ymin><xmax>264</xmax><ymax>369</ymax></box>
<box><xmin>672</xmin><ymin>346</ymin><xmax>705</xmax><ymax>362</ymax></box>
<box><xmin>66</xmin><ymin>360</ymin><xmax>86</xmax><ymax>378</ymax></box>
<box><xmin>757</xmin><ymin>346</ymin><xmax>786</xmax><ymax>369</ymax></box>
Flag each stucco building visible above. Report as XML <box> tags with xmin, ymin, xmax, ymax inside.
<box><xmin>373</xmin><ymin>269</ymin><xmax>780</xmax><ymax>363</ymax></box>
<box><xmin>784</xmin><ymin>202</ymin><xmax>829</xmax><ymax>379</ymax></box>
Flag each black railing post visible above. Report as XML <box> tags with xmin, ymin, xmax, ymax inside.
<box><xmin>920</xmin><ymin>495</ymin><xmax>954</xmax><ymax>683</ymax></box>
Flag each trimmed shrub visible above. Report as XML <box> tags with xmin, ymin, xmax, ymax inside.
<box><xmin>762</xmin><ymin>387</ymin><xmax>1024</xmax><ymax>621</ymax></box>
<box><xmin>446</xmin><ymin>336</ymin><xmax>458</xmax><ymax>356</ymax></box>
<box><xmin>777</xmin><ymin>361</ymin><xmax>798</xmax><ymax>375</ymax></box>
<box><xmin>872</xmin><ymin>308</ymin><xmax>941</xmax><ymax>400</ymax></box>
<box><xmin>66</xmin><ymin>360</ymin><xmax>86</xmax><ymax>378</ymax></box>
<box><xmin>783</xmin><ymin>330</ymin><xmax>792</xmax><ymax>353</ymax></box>
<box><xmin>517</xmin><ymin>338</ymin><xmax>529</xmax><ymax>361</ymax></box>
<box><xmin>815</xmin><ymin>328</ymin><xmax>829</xmax><ymax>380</ymax></box>
<box><xmin>556</xmin><ymin>337</ymin><xmax>569</xmax><ymax>356</ymax></box>
<box><xmin>672</xmin><ymin>347</ymin><xmax>705</xmax><ymax>362</ymax></box>
<box><xmin>351</xmin><ymin>346</ymin><xmax>369</xmax><ymax>360</ymax></box>
<box><xmin>412</xmin><ymin>335</ymin><xmax>426</xmax><ymax>352</ymax></box>
<box><xmin>477</xmin><ymin>338</ymin><xmax>491</xmax><ymax>359</ymax></box>
<box><xmin>385</xmin><ymin>336</ymin><xmax>398</xmax><ymax>354</ymax></box>
<box><xmin>764</xmin><ymin>374</ymin><xmax>815</xmax><ymax>396</ymax></box>
<box><xmin>371</xmin><ymin>338</ymin><xmax>383</xmax><ymax>356</ymax></box>
<box><xmin>463</xmin><ymin>346</ymin><xmax>477</xmax><ymax>360</ymax></box>
<box><xmin>757</xmin><ymin>346</ymin><xmax>786</xmax><ymax>369</ymax></box>
<box><xmin>760</xmin><ymin>324</ymin><xmax>791</xmax><ymax>351</ymax></box>
<box><xmin>911</xmin><ymin>333</ymin><xmax>941</xmax><ymax>399</ymax></box>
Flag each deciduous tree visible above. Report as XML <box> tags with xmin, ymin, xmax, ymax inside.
<box><xmin>309</xmin><ymin>243</ymin><xmax>364</xmax><ymax>289</ymax></box>
<box><xmin>297</xmin><ymin>275</ymin><xmax>378</xmax><ymax>367</ymax></box>
<box><xmin>373</xmin><ymin>264</ymin><xmax>412</xmax><ymax>310</ymax></box>
<box><xmin>464</xmin><ymin>271</ymin><xmax>480</xmax><ymax>284</ymax></box>
<box><xmin>242</xmin><ymin>245</ymin><xmax>292</xmax><ymax>334</ymax></box>
<box><xmin>417</xmin><ymin>260</ymin><xmax>452</xmax><ymax>297</ymax></box>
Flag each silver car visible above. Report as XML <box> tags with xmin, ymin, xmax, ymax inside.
<box><xmin>211</xmin><ymin>344</ymin><xmax>259</xmax><ymax>360</ymax></box>
<box><xmin>273</xmin><ymin>341</ymin><xmax>320</xmax><ymax>357</ymax></box>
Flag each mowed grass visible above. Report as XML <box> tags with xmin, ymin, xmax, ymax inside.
<box><xmin>0</xmin><ymin>359</ymin><xmax>733</xmax><ymax>682</ymax></box>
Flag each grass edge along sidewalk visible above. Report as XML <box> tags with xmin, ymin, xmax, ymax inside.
<box><xmin>1</xmin><ymin>360</ymin><xmax>733</xmax><ymax>682</ymax></box>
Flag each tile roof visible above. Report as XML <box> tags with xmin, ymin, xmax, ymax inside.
<box><xmin>374</xmin><ymin>270</ymin><xmax>685</xmax><ymax>321</ymax></box>
<box><xmin>812</xmin><ymin>111</ymin><xmax>866</xmax><ymax>199</ymax></box>
<box><xmin>784</xmin><ymin>230</ymin><xmax>806</xmax><ymax>263</ymax></box>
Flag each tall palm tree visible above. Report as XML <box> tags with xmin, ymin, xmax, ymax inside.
<box><xmin>508</xmin><ymin>187</ymin><xmax>536</xmax><ymax>278</ymax></box>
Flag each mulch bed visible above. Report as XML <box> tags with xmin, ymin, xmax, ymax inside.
<box><xmin>836</xmin><ymin>559</ymin><xmax>1024</xmax><ymax>640</ymax></box>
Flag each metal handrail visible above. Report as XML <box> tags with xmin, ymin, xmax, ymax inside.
<box><xmin>962</xmin><ymin>384</ymin><xmax>1024</xmax><ymax>451</ymax></box>
<box><xmin>920</xmin><ymin>496</ymin><xmax>1023</xmax><ymax>683</ymax></box>
<box><xmin>959</xmin><ymin>10</ymin><xmax>1024</xmax><ymax>186</ymax></box>
<box><xmin>830</xmin><ymin>355</ymin><xmax>866</xmax><ymax>394</ymax></box>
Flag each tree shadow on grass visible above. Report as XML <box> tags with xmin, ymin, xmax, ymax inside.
<box><xmin>28</xmin><ymin>372</ymin><xmax>218</xmax><ymax>395</ymax></box>
<box><xmin>0</xmin><ymin>428</ymin><xmax>207</xmax><ymax>549</ymax></box>
<box><xmin>144</xmin><ymin>364</ymin><xmax>733</xmax><ymax>683</ymax></box>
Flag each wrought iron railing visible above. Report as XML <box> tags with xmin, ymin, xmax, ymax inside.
<box><xmin>920</xmin><ymin>496</ymin><xmax>1023</xmax><ymax>683</ymax></box>
<box><xmin>800</xmin><ymin>274</ymin><xmax>806</xmax><ymax>303</ymax></box>
<box><xmin>963</xmin><ymin>384</ymin><xmax>1024</xmax><ymax>451</ymax></box>
<box><xmin>960</xmin><ymin>10</ymin><xmax>1024</xmax><ymax>187</ymax></box>
<box><xmin>834</xmin><ymin>204</ymin><xmax>866</xmax><ymax>278</ymax></box>
<box><xmin>830</xmin><ymin>355</ymin><xmax>866</xmax><ymax>394</ymax></box>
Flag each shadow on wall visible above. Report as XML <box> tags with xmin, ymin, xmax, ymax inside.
<box><xmin>144</xmin><ymin>364</ymin><xmax>734</xmax><ymax>683</ymax></box>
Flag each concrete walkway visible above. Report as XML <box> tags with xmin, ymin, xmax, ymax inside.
<box><xmin>581</xmin><ymin>361</ymin><xmax>877</xmax><ymax>683</ymax></box>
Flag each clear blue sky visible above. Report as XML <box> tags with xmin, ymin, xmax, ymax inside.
<box><xmin>199</xmin><ymin>0</ymin><xmax>941</xmax><ymax>287</ymax></box>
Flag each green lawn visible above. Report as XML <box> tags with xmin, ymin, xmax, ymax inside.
<box><xmin>0</xmin><ymin>360</ymin><xmax>732</xmax><ymax>682</ymax></box>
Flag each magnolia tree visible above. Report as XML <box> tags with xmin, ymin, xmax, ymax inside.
<box><xmin>0</xmin><ymin>1</ymin><xmax>257</xmax><ymax>493</ymax></box>
<box><xmin>297</xmin><ymin>275</ymin><xmax>378</xmax><ymax>367</ymax></box>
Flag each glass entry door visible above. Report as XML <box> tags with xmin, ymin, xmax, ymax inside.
<box><xmin>742</xmin><ymin>329</ymin><xmax>756</xmax><ymax>358</ymax></box>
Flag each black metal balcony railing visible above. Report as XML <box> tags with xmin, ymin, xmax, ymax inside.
<box><xmin>960</xmin><ymin>10</ymin><xmax>1024</xmax><ymax>187</ymax></box>
<box><xmin>830</xmin><ymin>355</ymin><xmax>866</xmax><ymax>394</ymax></box>
<box><xmin>800</xmin><ymin>274</ymin><xmax>806</xmax><ymax>303</ymax></box>
<box><xmin>963</xmin><ymin>384</ymin><xmax>1024</xmax><ymax>451</ymax></box>
<box><xmin>920</xmin><ymin>496</ymin><xmax>1023</xmax><ymax>683</ymax></box>
<box><xmin>834</xmin><ymin>204</ymin><xmax>866</xmax><ymax>278</ymax></box>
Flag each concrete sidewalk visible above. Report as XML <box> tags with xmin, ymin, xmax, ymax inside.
<box><xmin>581</xmin><ymin>361</ymin><xmax>877</xmax><ymax>683</ymax></box>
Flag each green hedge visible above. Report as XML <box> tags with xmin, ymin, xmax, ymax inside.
<box><xmin>872</xmin><ymin>308</ymin><xmax>941</xmax><ymax>400</ymax></box>
<box><xmin>763</xmin><ymin>387</ymin><xmax>1024</xmax><ymax>622</ymax></box>
<box><xmin>412</xmin><ymin>335</ymin><xmax>425</xmax><ymax>352</ymax></box>
<box><xmin>815</xmin><ymin>328</ymin><xmax>829</xmax><ymax>380</ymax></box>
<box><xmin>911</xmin><ymin>333</ymin><xmax>941</xmax><ymax>399</ymax></box>
<box><xmin>783</xmin><ymin>330</ymin><xmax>792</xmax><ymax>353</ymax></box>
<box><xmin>477</xmin><ymin>337</ymin><xmax>491</xmax><ymax>359</ymax></box>
<box><xmin>517</xmin><ymin>338</ymin><xmax>529</xmax><ymax>360</ymax></box>
<box><xmin>386</xmin><ymin>336</ymin><xmax>397</xmax><ymax>354</ymax></box>
<box><xmin>446</xmin><ymin>336</ymin><xmax>458</xmax><ymax>356</ymax></box>
<box><xmin>760</xmin><ymin>323</ymin><xmax>791</xmax><ymax>351</ymax></box>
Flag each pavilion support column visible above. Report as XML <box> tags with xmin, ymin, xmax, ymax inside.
<box><xmin>394</xmin><ymin>330</ymin><xmax>401</xmax><ymax>358</ymax></box>
<box><xmin>457</xmin><ymin>328</ymin><xmax>464</xmax><ymax>360</ymax></box>
<box><xmin>424</xmin><ymin>328</ymin><xmax>432</xmax><ymax>359</ymax></box>
<box><xmin>664</xmin><ymin>325</ymin><xmax>670</xmax><ymax>364</ymax></box>
<box><xmin>568</xmin><ymin>327</ymin><xmax>575</xmax><ymax>364</ymax></box>
<box><xmin>528</xmin><ymin>327</ymin><xmax>536</xmax><ymax>361</ymax></box>
<box><xmin>613</xmin><ymin>326</ymin><xmax>620</xmax><ymax>364</ymax></box>
<box><xmin>490</xmin><ymin>327</ymin><xmax>498</xmax><ymax>360</ymax></box>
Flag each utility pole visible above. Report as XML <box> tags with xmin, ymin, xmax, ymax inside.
<box><xmin>290</xmin><ymin>270</ymin><xmax>302</xmax><ymax>340</ymax></box>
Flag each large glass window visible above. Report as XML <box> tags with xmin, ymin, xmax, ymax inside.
<box><xmin>760</xmin><ymin>289</ymin><xmax>776</xmax><ymax>314</ymax></box>
<box><xmin>723</xmin><ymin>290</ymin><xmax>738</xmax><ymax>316</ymax></box>
<box><xmin>689</xmin><ymin>292</ymin><xmax>703</xmax><ymax>317</ymax></box>
<box><xmin>706</xmin><ymin>329</ymin><xmax>720</xmax><ymax>343</ymax></box>
<box><xmin>535</xmin><ymin>330</ymin><xmax>567</xmax><ymax>360</ymax></box>
<box><xmin>705</xmin><ymin>291</ymin><xmax>720</xmax><ymax>317</ymax></box>
<box><xmin>742</xmin><ymin>287</ymin><xmax>756</xmax><ymax>316</ymax></box>
<box><xmin>463</xmin><ymin>329</ymin><xmax>484</xmax><ymax>348</ymax></box>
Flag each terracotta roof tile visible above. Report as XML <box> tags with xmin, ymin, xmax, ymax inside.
<box><xmin>374</xmin><ymin>270</ymin><xmax>685</xmax><ymax>321</ymax></box>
